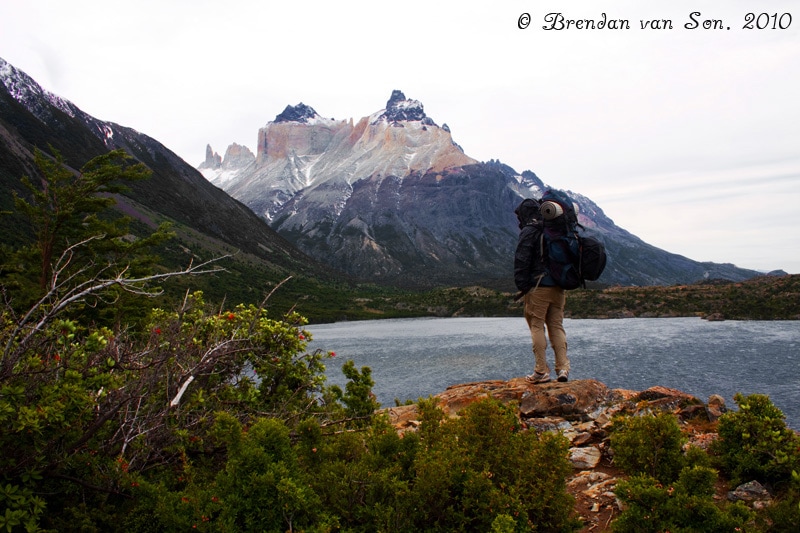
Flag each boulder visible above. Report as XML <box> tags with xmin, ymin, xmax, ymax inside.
<box><xmin>706</xmin><ymin>394</ymin><xmax>728</xmax><ymax>421</ymax></box>
<box><xmin>570</xmin><ymin>446</ymin><xmax>602</xmax><ymax>469</ymax></box>
<box><xmin>518</xmin><ymin>379</ymin><xmax>612</xmax><ymax>421</ymax></box>
<box><xmin>727</xmin><ymin>480</ymin><xmax>773</xmax><ymax>509</ymax></box>
<box><xmin>436</xmin><ymin>379</ymin><xmax>527</xmax><ymax>416</ymax></box>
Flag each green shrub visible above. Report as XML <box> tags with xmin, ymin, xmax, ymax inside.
<box><xmin>712</xmin><ymin>393</ymin><xmax>800</xmax><ymax>487</ymax></box>
<box><xmin>613</xmin><ymin>467</ymin><xmax>753</xmax><ymax>533</ymax></box>
<box><xmin>213</xmin><ymin>415</ymin><xmax>321</xmax><ymax>532</ymax></box>
<box><xmin>610</xmin><ymin>412</ymin><xmax>688</xmax><ymax>483</ymax></box>
<box><xmin>759</xmin><ymin>479</ymin><xmax>800</xmax><ymax>532</ymax></box>
<box><xmin>305</xmin><ymin>421</ymin><xmax>415</xmax><ymax>531</ymax></box>
<box><xmin>410</xmin><ymin>398</ymin><xmax>579</xmax><ymax>532</ymax></box>
<box><xmin>491</xmin><ymin>513</ymin><xmax>517</xmax><ymax>533</ymax></box>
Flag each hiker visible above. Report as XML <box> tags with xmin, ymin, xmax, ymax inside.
<box><xmin>513</xmin><ymin>198</ymin><xmax>569</xmax><ymax>384</ymax></box>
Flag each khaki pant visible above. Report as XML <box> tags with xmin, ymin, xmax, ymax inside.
<box><xmin>524</xmin><ymin>286</ymin><xmax>569</xmax><ymax>375</ymax></box>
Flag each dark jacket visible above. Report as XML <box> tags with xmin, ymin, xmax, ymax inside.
<box><xmin>514</xmin><ymin>222</ymin><xmax>555</xmax><ymax>293</ymax></box>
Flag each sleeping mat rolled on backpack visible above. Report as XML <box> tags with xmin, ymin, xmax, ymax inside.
<box><xmin>539</xmin><ymin>190</ymin><xmax>607</xmax><ymax>289</ymax></box>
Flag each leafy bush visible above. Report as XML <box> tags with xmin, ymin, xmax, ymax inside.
<box><xmin>759</xmin><ymin>474</ymin><xmax>800</xmax><ymax>532</ymax></box>
<box><xmin>0</xmin><ymin>289</ymin><xmax>344</xmax><ymax>531</ymax></box>
<box><xmin>109</xmin><ymin>397</ymin><xmax>582</xmax><ymax>532</ymax></box>
<box><xmin>303</xmin><ymin>418</ymin><xmax>417</xmax><ymax>531</ymax></box>
<box><xmin>610</xmin><ymin>411</ymin><xmax>756</xmax><ymax>532</ymax></box>
<box><xmin>712</xmin><ymin>393</ymin><xmax>800</xmax><ymax>487</ymax></box>
<box><xmin>610</xmin><ymin>412</ymin><xmax>688</xmax><ymax>483</ymax></box>
<box><xmin>409</xmin><ymin>398</ymin><xmax>580</xmax><ymax>532</ymax></box>
<box><xmin>613</xmin><ymin>467</ymin><xmax>753</xmax><ymax>533</ymax></box>
<box><xmin>0</xmin><ymin>150</ymin><xmax>344</xmax><ymax>531</ymax></box>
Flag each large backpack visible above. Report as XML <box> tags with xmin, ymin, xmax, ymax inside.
<box><xmin>539</xmin><ymin>190</ymin><xmax>607</xmax><ymax>289</ymax></box>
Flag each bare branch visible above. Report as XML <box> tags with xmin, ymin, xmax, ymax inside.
<box><xmin>169</xmin><ymin>375</ymin><xmax>195</xmax><ymax>408</ymax></box>
<box><xmin>2</xmin><ymin>250</ymin><xmax>230</xmax><ymax>372</ymax></box>
<box><xmin>260</xmin><ymin>276</ymin><xmax>293</xmax><ymax>308</ymax></box>
<box><xmin>243</xmin><ymin>275</ymin><xmax>294</xmax><ymax>337</ymax></box>
<box><xmin>169</xmin><ymin>338</ymin><xmax>247</xmax><ymax>408</ymax></box>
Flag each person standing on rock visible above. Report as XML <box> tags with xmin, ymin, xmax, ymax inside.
<box><xmin>513</xmin><ymin>198</ymin><xmax>569</xmax><ymax>384</ymax></box>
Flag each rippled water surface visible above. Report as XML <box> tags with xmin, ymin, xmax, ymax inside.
<box><xmin>309</xmin><ymin>317</ymin><xmax>800</xmax><ymax>429</ymax></box>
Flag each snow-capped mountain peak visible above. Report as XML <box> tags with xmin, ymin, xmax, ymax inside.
<box><xmin>203</xmin><ymin>90</ymin><xmax>477</xmax><ymax>220</ymax></box>
<box><xmin>272</xmin><ymin>102</ymin><xmax>335</xmax><ymax>126</ymax></box>
<box><xmin>0</xmin><ymin>57</ymin><xmax>77</xmax><ymax>122</ymax></box>
<box><xmin>373</xmin><ymin>89</ymin><xmax>435</xmax><ymax>125</ymax></box>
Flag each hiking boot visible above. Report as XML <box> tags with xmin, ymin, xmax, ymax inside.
<box><xmin>557</xmin><ymin>370</ymin><xmax>569</xmax><ymax>382</ymax></box>
<box><xmin>525</xmin><ymin>372</ymin><xmax>551</xmax><ymax>384</ymax></box>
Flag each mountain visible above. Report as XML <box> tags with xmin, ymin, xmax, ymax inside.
<box><xmin>200</xmin><ymin>91</ymin><xmax>763</xmax><ymax>289</ymax></box>
<box><xmin>0</xmin><ymin>56</ymin><xmax>342</xmax><ymax>307</ymax></box>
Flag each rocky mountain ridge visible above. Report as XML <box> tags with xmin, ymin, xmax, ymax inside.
<box><xmin>200</xmin><ymin>91</ymin><xmax>764</xmax><ymax>289</ymax></box>
<box><xmin>199</xmin><ymin>91</ymin><xmax>478</xmax><ymax>216</ymax></box>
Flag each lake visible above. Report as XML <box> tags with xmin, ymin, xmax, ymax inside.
<box><xmin>308</xmin><ymin>317</ymin><xmax>800</xmax><ymax>430</ymax></box>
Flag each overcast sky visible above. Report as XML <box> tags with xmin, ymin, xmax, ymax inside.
<box><xmin>2</xmin><ymin>0</ymin><xmax>799</xmax><ymax>274</ymax></box>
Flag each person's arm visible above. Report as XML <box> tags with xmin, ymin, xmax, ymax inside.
<box><xmin>514</xmin><ymin>226</ymin><xmax>538</xmax><ymax>296</ymax></box>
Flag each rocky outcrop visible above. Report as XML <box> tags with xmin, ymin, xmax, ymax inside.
<box><xmin>382</xmin><ymin>378</ymin><xmax>730</xmax><ymax>532</ymax></box>
<box><xmin>221</xmin><ymin>142</ymin><xmax>254</xmax><ymax>169</ymax></box>
<box><xmin>727</xmin><ymin>480</ymin><xmax>773</xmax><ymax>510</ymax></box>
<box><xmin>198</xmin><ymin>144</ymin><xmax>222</xmax><ymax>169</ymax></box>
<box><xmin>384</xmin><ymin>378</ymin><xmax>716</xmax><ymax>430</ymax></box>
<box><xmin>274</xmin><ymin>103</ymin><xmax>320</xmax><ymax>124</ymax></box>
<box><xmin>199</xmin><ymin>142</ymin><xmax>255</xmax><ymax>173</ymax></box>
<box><xmin>376</xmin><ymin>89</ymin><xmax>433</xmax><ymax>125</ymax></box>
<box><xmin>249</xmin><ymin>91</ymin><xmax>474</xmax><ymax>174</ymax></box>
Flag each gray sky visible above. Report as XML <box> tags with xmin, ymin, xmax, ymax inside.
<box><xmin>2</xmin><ymin>0</ymin><xmax>799</xmax><ymax>274</ymax></box>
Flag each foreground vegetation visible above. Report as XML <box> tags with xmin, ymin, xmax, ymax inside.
<box><xmin>609</xmin><ymin>396</ymin><xmax>800</xmax><ymax>532</ymax></box>
<box><xmin>1</xmin><ymin>149</ymin><xmax>798</xmax><ymax>531</ymax></box>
